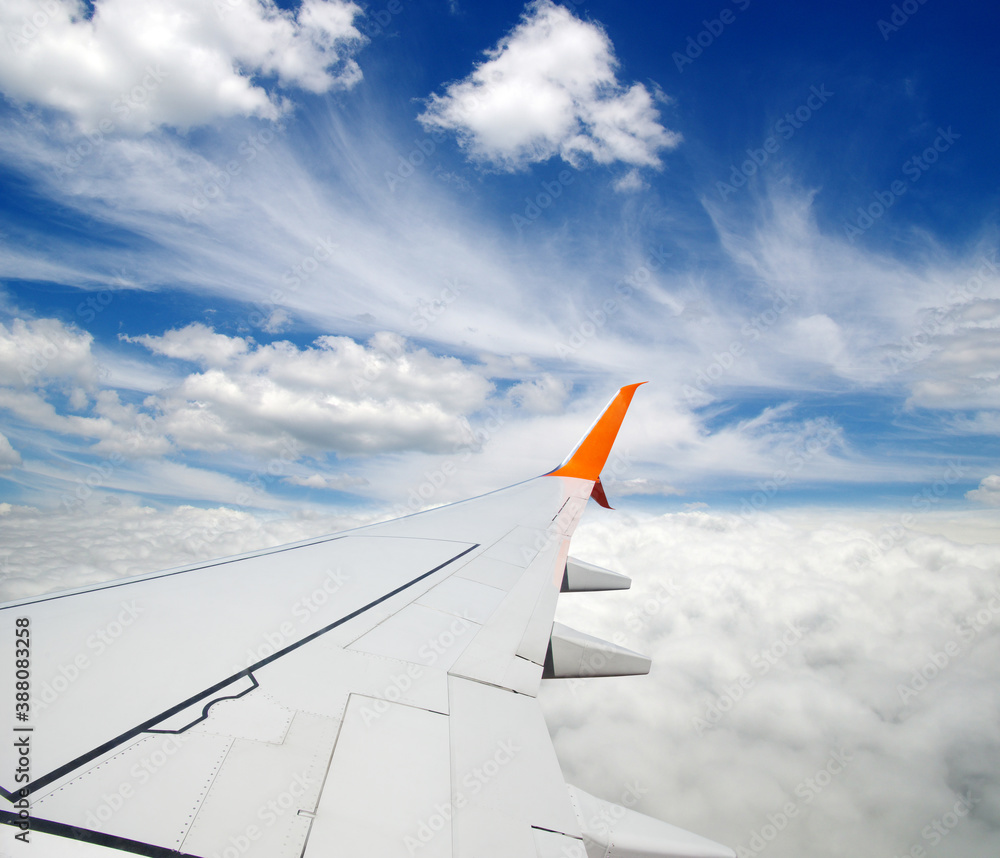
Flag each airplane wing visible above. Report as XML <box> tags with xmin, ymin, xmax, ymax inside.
<box><xmin>0</xmin><ymin>383</ymin><xmax>735</xmax><ymax>858</ymax></box>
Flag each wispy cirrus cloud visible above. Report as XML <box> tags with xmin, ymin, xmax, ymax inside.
<box><xmin>0</xmin><ymin>433</ymin><xmax>21</xmax><ymax>469</ymax></box>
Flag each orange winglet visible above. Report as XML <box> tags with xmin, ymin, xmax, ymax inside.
<box><xmin>546</xmin><ymin>383</ymin><xmax>646</xmax><ymax>482</ymax></box>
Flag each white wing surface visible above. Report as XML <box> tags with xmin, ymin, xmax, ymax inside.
<box><xmin>0</xmin><ymin>384</ymin><xmax>734</xmax><ymax>858</ymax></box>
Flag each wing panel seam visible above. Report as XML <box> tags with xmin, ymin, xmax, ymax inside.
<box><xmin>0</xmin><ymin>810</ymin><xmax>202</xmax><ymax>857</ymax></box>
<box><xmin>1</xmin><ymin>542</ymin><xmax>479</xmax><ymax>800</ymax></box>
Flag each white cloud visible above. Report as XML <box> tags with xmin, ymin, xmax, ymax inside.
<box><xmin>949</xmin><ymin>411</ymin><xmax>1000</xmax><ymax>436</ymax></box>
<box><xmin>0</xmin><ymin>317</ymin><xmax>176</xmax><ymax>457</ymax></box>
<box><xmin>967</xmin><ymin>475</ymin><xmax>1000</xmax><ymax>507</ymax></box>
<box><xmin>284</xmin><ymin>472</ymin><xmax>368</xmax><ymax>491</ymax></box>
<box><xmin>779</xmin><ymin>313</ymin><xmax>849</xmax><ymax>368</ymax></box>
<box><xmin>0</xmin><ymin>502</ymin><xmax>366</xmax><ymax>600</ymax></box>
<box><xmin>0</xmin><ymin>317</ymin><xmax>100</xmax><ymax>388</ymax></box>
<box><xmin>0</xmin><ymin>385</ymin><xmax>171</xmax><ymax>457</ymax></box>
<box><xmin>607</xmin><ymin>477</ymin><xmax>682</xmax><ymax>496</ymax></box>
<box><xmin>0</xmin><ymin>432</ymin><xmax>21</xmax><ymax>469</ymax></box>
<box><xmin>0</xmin><ymin>0</ymin><xmax>366</xmax><ymax>132</ymax></box>
<box><xmin>67</xmin><ymin>387</ymin><xmax>89</xmax><ymax>410</ymax></box>
<box><xmin>260</xmin><ymin>308</ymin><xmax>293</xmax><ymax>334</ymax></box>
<box><xmin>705</xmin><ymin>185</ymin><xmax>1000</xmax><ymax>407</ymax></box>
<box><xmin>0</xmin><ymin>108</ymin><xmax>994</xmax><ymax>513</ymax></box>
<box><xmin>544</xmin><ymin>508</ymin><xmax>1000</xmax><ymax>857</ymax></box>
<box><xmin>134</xmin><ymin>325</ymin><xmax>494</xmax><ymax>456</ymax></box>
<box><xmin>668</xmin><ymin>405</ymin><xmax>852</xmax><ymax>485</ymax></box>
<box><xmin>0</xmin><ymin>318</ymin><xmax>498</xmax><ymax>497</ymax></box>
<box><xmin>906</xmin><ymin>320</ymin><xmax>1000</xmax><ymax>410</ymax></box>
<box><xmin>506</xmin><ymin>373</ymin><xmax>571</xmax><ymax>414</ymax></box>
<box><xmin>122</xmin><ymin>322</ymin><xmax>249</xmax><ymax>366</ymax></box>
<box><xmin>0</xmin><ymin>101</ymin><xmax>594</xmax><ymax>367</ymax></box>
<box><xmin>612</xmin><ymin>168</ymin><xmax>648</xmax><ymax>193</ymax></box>
<box><xmin>418</xmin><ymin>0</ymin><xmax>679</xmax><ymax>171</ymax></box>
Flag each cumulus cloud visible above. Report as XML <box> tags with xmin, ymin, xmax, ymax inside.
<box><xmin>0</xmin><ymin>316</ymin><xmax>175</xmax><ymax>457</ymax></box>
<box><xmin>0</xmin><ymin>317</ymin><xmax>100</xmax><ymax>389</ymax></box>
<box><xmin>418</xmin><ymin>0</ymin><xmax>679</xmax><ymax>171</ymax></box>
<box><xmin>779</xmin><ymin>313</ymin><xmax>849</xmax><ymax>369</ymax></box>
<box><xmin>0</xmin><ymin>0</ymin><xmax>366</xmax><ymax>132</ymax></box>
<box><xmin>121</xmin><ymin>322</ymin><xmax>249</xmax><ymax>366</ymax></box>
<box><xmin>260</xmin><ymin>308</ymin><xmax>293</xmax><ymax>334</ymax></box>
<box><xmin>0</xmin><ymin>386</ymin><xmax>172</xmax><ymax>457</ymax></box>
<box><xmin>967</xmin><ymin>475</ymin><xmax>1000</xmax><ymax>507</ymax></box>
<box><xmin>0</xmin><ymin>316</ymin><xmax>502</xmax><ymax>511</ymax></box>
<box><xmin>132</xmin><ymin>324</ymin><xmax>494</xmax><ymax>456</ymax></box>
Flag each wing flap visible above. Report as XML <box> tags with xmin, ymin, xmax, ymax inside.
<box><xmin>449</xmin><ymin>526</ymin><xmax>568</xmax><ymax>694</ymax></box>
<box><xmin>500</xmin><ymin>656</ymin><xmax>545</xmax><ymax>696</ymax></box>
<box><xmin>568</xmin><ymin>786</ymin><xmax>736</xmax><ymax>858</ymax></box>
<box><xmin>30</xmin><ymin>731</ymin><xmax>233</xmax><ymax>850</ymax></box>
<box><xmin>532</xmin><ymin>827</ymin><xmax>587</xmax><ymax>857</ymax></box>
<box><xmin>180</xmin><ymin>711</ymin><xmax>337</xmax><ymax>858</ymax></box>
<box><xmin>448</xmin><ymin>676</ymin><xmax>580</xmax><ymax>857</ymax></box>
<box><xmin>347</xmin><ymin>603</ymin><xmax>483</xmax><ymax>671</ymax></box>
<box><xmin>514</xmin><ymin>535</ymin><xmax>570</xmax><ymax>665</ymax></box>
<box><xmin>455</xmin><ymin>556</ymin><xmax>526</xmax><ymax>590</ymax></box>
<box><xmin>303</xmin><ymin>696</ymin><xmax>452</xmax><ymax>858</ymax></box>
<box><xmin>415</xmin><ymin>576</ymin><xmax>507</xmax><ymax>624</ymax></box>
<box><xmin>252</xmin><ymin>629</ymin><xmax>451</xmax><ymax>719</ymax></box>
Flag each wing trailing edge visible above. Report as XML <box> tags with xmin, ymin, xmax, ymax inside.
<box><xmin>568</xmin><ymin>786</ymin><xmax>736</xmax><ymax>858</ymax></box>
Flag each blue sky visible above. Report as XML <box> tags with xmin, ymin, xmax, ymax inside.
<box><xmin>1</xmin><ymin>0</ymin><xmax>998</xmax><ymax>517</ymax></box>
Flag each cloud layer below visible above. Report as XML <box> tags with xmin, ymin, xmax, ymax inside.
<box><xmin>1</xmin><ymin>501</ymin><xmax>997</xmax><ymax>856</ymax></box>
<box><xmin>544</xmin><ymin>507</ymin><xmax>1000</xmax><ymax>857</ymax></box>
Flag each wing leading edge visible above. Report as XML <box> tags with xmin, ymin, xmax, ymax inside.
<box><xmin>1</xmin><ymin>384</ymin><xmax>734</xmax><ymax>858</ymax></box>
